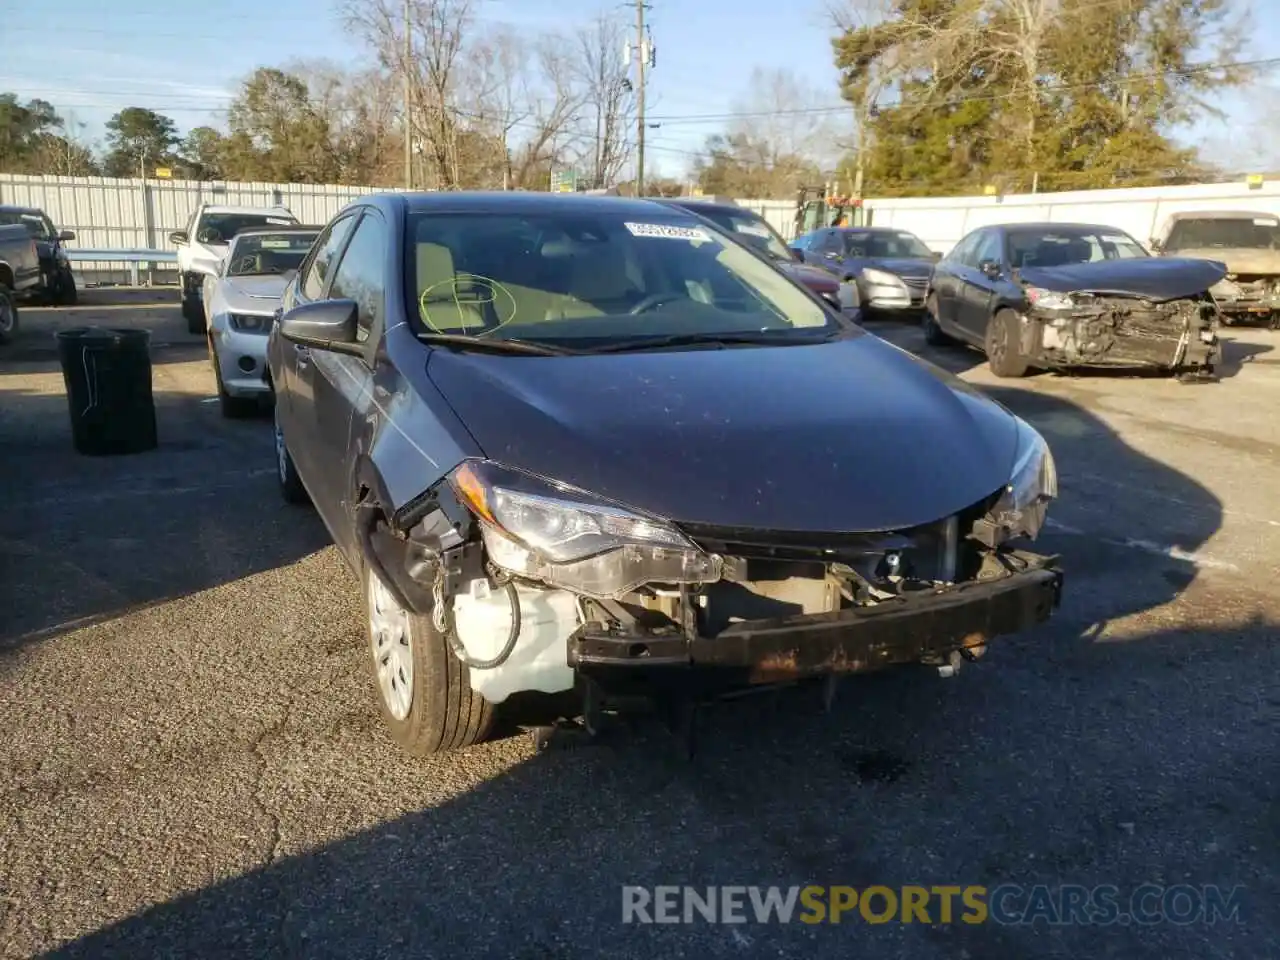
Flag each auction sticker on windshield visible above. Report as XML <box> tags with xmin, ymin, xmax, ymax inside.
<box><xmin>735</xmin><ymin>223</ymin><xmax>772</xmax><ymax>238</ymax></box>
<box><xmin>1253</xmin><ymin>218</ymin><xmax>1278</xmax><ymax>226</ymax></box>
<box><xmin>260</xmin><ymin>239</ymin><xmax>292</xmax><ymax>248</ymax></box>
<box><xmin>625</xmin><ymin>222</ymin><xmax>712</xmax><ymax>242</ymax></box>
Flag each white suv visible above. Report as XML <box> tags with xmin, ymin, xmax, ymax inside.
<box><xmin>169</xmin><ymin>205</ymin><xmax>297</xmax><ymax>333</ymax></box>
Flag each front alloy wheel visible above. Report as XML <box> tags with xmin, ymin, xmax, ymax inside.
<box><xmin>362</xmin><ymin>564</ymin><xmax>495</xmax><ymax>756</ymax></box>
<box><xmin>273</xmin><ymin>403</ymin><xmax>309</xmax><ymax>505</ymax></box>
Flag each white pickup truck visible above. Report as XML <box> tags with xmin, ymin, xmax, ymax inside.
<box><xmin>169</xmin><ymin>204</ymin><xmax>297</xmax><ymax>333</ymax></box>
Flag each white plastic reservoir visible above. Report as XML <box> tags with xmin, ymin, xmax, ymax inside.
<box><xmin>450</xmin><ymin>579</ymin><xmax>581</xmax><ymax>704</ymax></box>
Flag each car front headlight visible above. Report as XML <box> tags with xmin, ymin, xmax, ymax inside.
<box><xmin>861</xmin><ymin>267</ymin><xmax>907</xmax><ymax>289</ymax></box>
<box><xmin>230</xmin><ymin>313</ymin><xmax>272</xmax><ymax>334</ymax></box>
<box><xmin>449</xmin><ymin>460</ymin><xmax>722</xmax><ymax>599</ymax></box>
<box><xmin>1024</xmin><ymin>285</ymin><xmax>1074</xmax><ymax>310</ymax></box>
<box><xmin>976</xmin><ymin>417</ymin><xmax>1058</xmax><ymax>546</ymax></box>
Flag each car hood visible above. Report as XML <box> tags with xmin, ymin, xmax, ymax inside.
<box><xmin>1018</xmin><ymin>257</ymin><xmax>1227</xmax><ymax>300</ymax></box>
<box><xmin>220</xmin><ymin>274</ymin><xmax>289</xmax><ymax>311</ymax></box>
<box><xmin>1164</xmin><ymin>247</ymin><xmax>1280</xmax><ymax>277</ymax></box>
<box><xmin>428</xmin><ymin>335</ymin><xmax>1021</xmax><ymax>533</ymax></box>
<box><xmin>779</xmin><ymin>262</ymin><xmax>839</xmax><ymax>292</ymax></box>
<box><xmin>864</xmin><ymin>257</ymin><xmax>934</xmax><ymax>278</ymax></box>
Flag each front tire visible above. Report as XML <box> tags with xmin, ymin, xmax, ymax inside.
<box><xmin>365</xmin><ymin>566</ymin><xmax>496</xmax><ymax>756</ymax></box>
<box><xmin>923</xmin><ymin>294</ymin><xmax>955</xmax><ymax>346</ymax></box>
<box><xmin>985</xmin><ymin>308</ymin><xmax>1031</xmax><ymax>378</ymax></box>
<box><xmin>0</xmin><ymin>286</ymin><xmax>19</xmax><ymax>345</ymax></box>
<box><xmin>211</xmin><ymin>350</ymin><xmax>259</xmax><ymax>419</ymax></box>
<box><xmin>273</xmin><ymin>401</ymin><xmax>310</xmax><ymax>505</ymax></box>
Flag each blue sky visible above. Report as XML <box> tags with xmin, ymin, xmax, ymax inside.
<box><xmin>2</xmin><ymin>0</ymin><xmax>1276</xmax><ymax>179</ymax></box>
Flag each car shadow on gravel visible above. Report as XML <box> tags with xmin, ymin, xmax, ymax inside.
<box><xmin>0</xmin><ymin>384</ymin><xmax>328</xmax><ymax>654</ymax></box>
<box><xmin>39</xmin><ymin>618</ymin><xmax>1279</xmax><ymax>960</ymax></box>
<box><xmin>27</xmin><ymin>383</ymin><xmax>1266</xmax><ymax>959</ymax></box>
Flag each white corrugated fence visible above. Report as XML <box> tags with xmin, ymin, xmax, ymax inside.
<box><xmin>7</xmin><ymin>172</ymin><xmax>1280</xmax><ymax>281</ymax></box>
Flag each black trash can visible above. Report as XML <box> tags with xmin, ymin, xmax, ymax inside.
<box><xmin>55</xmin><ymin>327</ymin><xmax>158</xmax><ymax>456</ymax></box>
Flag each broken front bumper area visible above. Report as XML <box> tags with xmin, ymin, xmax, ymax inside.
<box><xmin>568</xmin><ymin>550</ymin><xmax>1062</xmax><ymax>686</ymax></box>
<box><xmin>1029</xmin><ymin>295</ymin><xmax>1220</xmax><ymax>371</ymax></box>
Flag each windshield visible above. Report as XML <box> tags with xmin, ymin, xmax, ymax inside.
<box><xmin>227</xmin><ymin>232</ymin><xmax>318</xmax><ymax>276</ymax></box>
<box><xmin>405</xmin><ymin>210</ymin><xmax>837</xmax><ymax>347</ymax></box>
<box><xmin>197</xmin><ymin>213</ymin><xmax>297</xmax><ymax>245</ymax></box>
<box><xmin>1163</xmin><ymin>217</ymin><xmax>1280</xmax><ymax>251</ymax></box>
<box><xmin>0</xmin><ymin>211</ymin><xmax>55</xmax><ymax>241</ymax></box>
<box><xmin>1007</xmin><ymin>227</ymin><xmax>1149</xmax><ymax>268</ymax></box>
<box><xmin>692</xmin><ymin>208</ymin><xmax>795</xmax><ymax>262</ymax></box>
<box><xmin>841</xmin><ymin>230</ymin><xmax>933</xmax><ymax>259</ymax></box>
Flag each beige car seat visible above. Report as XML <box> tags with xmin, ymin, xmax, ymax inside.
<box><xmin>545</xmin><ymin>243</ymin><xmax>639</xmax><ymax>320</ymax></box>
<box><xmin>416</xmin><ymin>242</ymin><xmax>486</xmax><ymax>334</ymax></box>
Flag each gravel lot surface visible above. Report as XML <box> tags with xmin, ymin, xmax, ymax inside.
<box><xmin>1</xmin><ymin>290</ymin><xmax>1276</xmax><ymax>958</ymax></box>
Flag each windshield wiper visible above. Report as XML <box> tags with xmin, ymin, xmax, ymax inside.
<box><xmin>416</xmin><ymin>333</ymin><xmax>577</xmax><ymax>356</ymax></box>
<box><xmin>587</xmin><ymin>331</ymin><xmax>837</xmax><ymax>354</ymax></box>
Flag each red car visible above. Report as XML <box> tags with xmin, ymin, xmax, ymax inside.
<box><xmin>659</xmin><ymin>198</ymin><xmax>854</xmax><ymax>315</ymax></box>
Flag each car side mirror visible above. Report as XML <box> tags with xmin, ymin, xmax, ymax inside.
<box><xmin>1149</xmin><ymin>238</ymin><xmax>1163</xmax><ymax>252</ymax></box>
<box><xmin>789</xmin><ymin>246</ymin><xmax>805</xmax><ymax>263</ymax></box>
<box><xmin>979</xmin><ymin>259</ymin><xmax>1003</xmax><ymax>279</ymax></box>
<box><xmin>169</xmin><ymin>230</ymin><xmax>188</xmax><ymax>245</ymax></box>
<box><xmin>930</xmin><ymin>250</ymin><xmax>942</xmax><ymax>262</ymax></box>
<box><xmin>58</xmin><ymin>230</ymin><xmax>76</xmax><ymax>242</ymax></box>
<box><xmin>279</xmin><ymin>299</ymin><xmax>362</xmax><ymax>355</ymax></box>
<box><xmin>823</xmin><ymin>250</ymin><xmax>841</xmax><ymax>261</ymax></box>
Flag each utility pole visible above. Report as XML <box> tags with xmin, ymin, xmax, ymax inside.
<box><xmin>403</xmin><ymin>0</ymin><xmax>413</xmax><ymax>190</ymax></box>
<box><xmin>634</xmin><ymin>0</ymin><xmax>648</xmax><ymax>196</ymax></box>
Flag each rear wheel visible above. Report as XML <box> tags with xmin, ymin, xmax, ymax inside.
<box><xmin>0</xmin><ymin>286</ymin><xmax>18</xmax><ymax>344</ymax></box>
<box><xmin>923</xmin><ymin>294</ymin><xmax>955</xmax><ymax>347</ymax></box>
<box><xmin>365</xmin><ymin>565</ymin><xmax>496</xmax><ymax>756</ymax></box>
<box><xmin>985</xmin><ymin>309</ymin><xmax>1031</xmax><ymax>378</ymax></box>
<box><xmin>53</xmin><ymin>267</ymin><xmax>77</xmax><ymax>305</ymax></box>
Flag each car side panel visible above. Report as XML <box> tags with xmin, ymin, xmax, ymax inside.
<box><xmin>358</xmin><ymin>323</ymin><xmax>483</xmax><ymax>529</ymax></box>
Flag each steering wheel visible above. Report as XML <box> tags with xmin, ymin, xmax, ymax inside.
<box><xmin>232</xmin><ymin>255</ymin><xmax>259</xmax><ymax>274</ymax></box>
<box><xmin>628</xmin><ymin>292</ymin><xmax>686</xmax><ymax>314</ymax></box>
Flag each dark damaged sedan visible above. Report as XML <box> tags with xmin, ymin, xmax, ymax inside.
<box><xmin>926</xmin><ymin>222</ymin><xmax>1225</xmax><ymax>378</ymax></box>
<box><xmin>268</xmin><ymin>192</ymin><xmax>1064</xmax><ymax>756</ymax></box>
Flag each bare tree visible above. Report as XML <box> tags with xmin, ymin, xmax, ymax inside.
<box><xmin>570</xmin><ymin>13</ymin><xmax>636</xmax><ymax>188</ymax></box>
<box><xmin>345</xmin><ymin>0</ymin><xmax>475</xmax><ymax>188</ymax></box>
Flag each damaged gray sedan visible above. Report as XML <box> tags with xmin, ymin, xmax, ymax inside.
<box><xmin>268</xmin><ymin>192</ymin><xmax>1063</xmax><ymax>756</ymax></box>
<box><xmin>926</xmin><ymin>222</ymin><xmax>1225</xmax><ymax>378</ymax></box>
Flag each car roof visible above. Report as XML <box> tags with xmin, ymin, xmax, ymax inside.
<box><xmin>0</xmin><ymin>204</ymin><xmax>43</xmax><ymax>215</ymax></box>
<box><xmin>832</xmin><ymin>226</ymin><xmax>915</xmax><ymax>234</ymax></box>
<box><xmin>656</xmin><ymin>196</ymin><xmax>745</xmax><ymax>211</ymax></box>
<box><xmin>995</xmin><ymin>222</ymin><xmax>1132</xmax><ymax>233</ymax></box>
<box><xmin>1163</xmin><ymin>210</ymin><xmax>1278</xmax><ymax>221</ymax></box>
<box><xmin>200</xmin><ymin>205</ymin><xmax>296</xmax><ymax>216</ymax></box>
<box><xmin>393</xmin><ymin>190</ymin><xmax>692</xmax><ymax>218</ymax></box>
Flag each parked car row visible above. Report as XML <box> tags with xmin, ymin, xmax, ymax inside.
<box><xmin>786</xmin><ymin>213</ymin><xmax>1273</xmax><ymax>380</ymax></box>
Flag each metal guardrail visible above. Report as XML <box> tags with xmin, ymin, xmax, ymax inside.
<box><xmin>64</xmin><ymin>249</ymin><xmax>177</xmax><ymax>286</ymax></box>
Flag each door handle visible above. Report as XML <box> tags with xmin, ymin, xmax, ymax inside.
<box><xmin>295</xmin><ymin>344</ymin><xmax>311</xmax><ymax>365</ymax></box>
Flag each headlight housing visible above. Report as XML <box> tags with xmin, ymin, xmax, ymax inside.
<box><xmin>1023</xmin><ymin>285</ymin><xmax>1074</xmax><ymax>310</ymax></box>
<box><xmin>449</xmin><ymin>460</ymin><xmax>722</xmax><ymax>599</ymax></box>
<box><xmin>975</xmin><ymin>417</ymin><xmax>1058</xmax><ymax>547</ymax></box>
<box><xmin>861</xmin><ymin>267</ymin><xmax>907</xmax><ymax>289</ymax></box>
<box><xmin>229</xmin><ymin>313</ymin><xmax>272</xmax><ymax>334</ymax></box>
